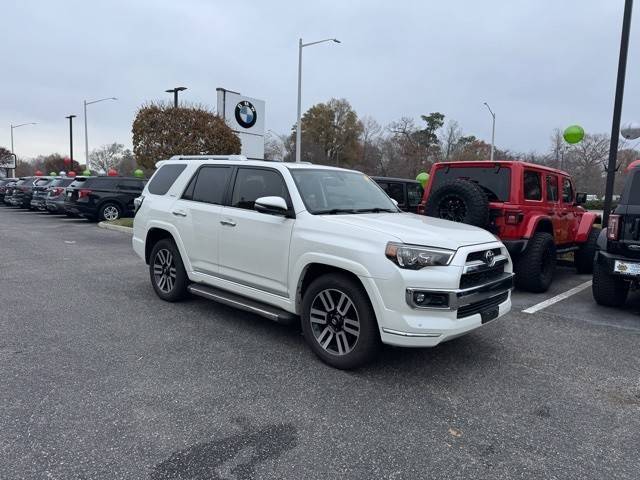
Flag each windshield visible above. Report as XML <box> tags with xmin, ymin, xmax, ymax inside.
<box><xmin>291</xmin><ymin>169</ymin><xmax>399</xmax><ymax>214</ymax></box>
<box><xmin>432</xmin><ymin>166</ymin><xmax>511</xmax><ymax>202</ymax></box>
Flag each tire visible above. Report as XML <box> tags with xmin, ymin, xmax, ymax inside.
<box><xmin>149</xmin><ymin>239</ymin><xmax>189</xmax><ymax>302</ymax></box>
<box><xmin>424</xmin><ymin>179</ymin><xmax>489</xmax><ymax>227</ymax></box>
<box><xmin>592</xmin><ymin>258</ymin><xmax>629</xmax><ymax>307</ymax></box>
<box><xmin>301</xmin><ymin>273</ymin><xmax>380</xmax><ymax>369</ymax></box>
<box><xmin>575</xmin><ymin>227</ymin><xmax>601</xmax><ymax>274</ymax></box>
<box><xmin>99</xmin><ymin>202</ymin><xmax>122</xmax><ymax>222</ymax></box>
<box><xmin>514</xmin><ymin>232</ymin><xmax>556</xmax><ymax>293</ymax></box>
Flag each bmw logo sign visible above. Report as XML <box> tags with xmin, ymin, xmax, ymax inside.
<box><xmin>235</xmin><ymin>100</ymin><xmax>257</xmax><ymax>129</ymax></box>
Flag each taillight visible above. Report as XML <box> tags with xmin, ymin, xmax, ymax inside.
<box><xmin>133</xmin><ymin>195</ymin><xmax>144</xmax><ymax>213</ymax></box>
<box><xmin>607</xmin><ymin>214</ymin><xmax>621</xmax><ymax>241</ymax></box>
<box><xmin>505</xmin><ymin>211</ymin><xmax>524</xmax><ymax>225</ymax></box>
<box><xmin>51</xmin><ymin>187</ymin><xmax>63</xmax><ymax>196</ymax></box>
<box><xmin>78</xmin><ymin>188</ymin><xmax>92</xmax><ymax>199</ymax></box>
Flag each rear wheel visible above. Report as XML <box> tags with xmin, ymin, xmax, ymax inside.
<box><xmin>514</xmin><ymin>232</ymin><xmax>556</xmax><ymax>293</ymax></box>
<box><xmin>149</xmin><ymin>239</ymin><xmax>188</xmax><ymax>302</ymax></box>
<box><xmin>301</xmin><ymin>273</ymin><xmax>380</xmax><ymax>369</ymax></box>
<box><xmin>592</xmin><ymin>259</ymin><xmax>629</xmax><ymax>307</ymax></box>
<box><xmin>99</xmin><ymin>202</ymin><xmax>121</xmax><ymax>221</ymax></box>
<box><xmin>575</xmin><ymin>227</ymin><xmax>600</xmax><ymax>274</ymax></box>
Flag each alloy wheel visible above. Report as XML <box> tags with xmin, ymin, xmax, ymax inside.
<box><xmin>438</xmin><ymin>195</ymin><xmax>467</xmax><ymax>222</ymax></box>
<box><xmin>103</xmin><ymin>205</ymin><xmax>120</xmax><ymax>221</ymax></box>
<box><xmin>153</xmin><ymin>248</ymin><xmax>177</xmax><ymax>293</ymax></box>
<box><xmin>309</xmin><ymin>289</ymin><xmax>360</xmax><ymax>356</ymax></box>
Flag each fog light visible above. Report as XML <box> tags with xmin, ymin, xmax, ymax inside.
<box><xmin>414</xmin><ymin>292</ymin><xmax>426</xmax><ymax>304</ymax></box>
<box><xmin>408</xmin><ymin>290</ymin><xmax>450</xmax><ymax>308</ymax></box>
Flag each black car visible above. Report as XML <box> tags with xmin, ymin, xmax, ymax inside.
<box><xmin>44</xmin><ymin>177</ymin><xmax>76</xmax><ymax>213</ymax></box>
<box><xmin>64</xmin><ymin>176</ymin><xmax>146</xmax><ymax>221</ymax></box>
<box><xmin>371</xmin><ymin>176</ymin><xmax>424</xmax><ymax>213</ymax></box>
<box><xmin>2</xmin><ymin>180</ymin><xmax>18</xmax><ymax>205</ymax></box>
<box><xmin>0</xmin><ymin>178</ymin><xmax>18</xmax><ymax>203</ymax></box>
<box><xmin>7</xmin><ymin>177</ymin><xmax>38</xmax><ymax>208</ymax></box>
<box><xmin>29</xmin><ymin>177</ymin><xmax>56</xmax><ymax>210</ymax></box>
<box><xmin>593</xmin><ymin>166</ymin><xmax>640</xmax><ymax>307</ymax></box>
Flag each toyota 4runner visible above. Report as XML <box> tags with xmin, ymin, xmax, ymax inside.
<box><xmin>593</xmin><ymin>165</ymin><xmax>640</xmax><ymax>307</ymax></box>
<box><xmin>419</xmin><ymin>161</ymin><xmax>600</xmax><ymax>293</ymax></box>
<box><xmin>133</xmin><ymin>155</ymin><xmax>514</xmax><ymax>369</ymax></box>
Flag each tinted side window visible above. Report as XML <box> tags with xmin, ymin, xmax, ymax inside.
<box><xmin>407</xmin><ymin>183</ymin><xmax>424</xmax><ymax>206</ymax></box>
<box><xmin>524</xmin><ymin>171</ymin><xmax>542</xmax><ymax>201</ymax></box>
<box><xmin>386</xmin><ymin>183</ymin><xmax>405</xmax><ymax>206</ymax></box>
<box><xmin>546</xmin><ymin>175</ymin><xmax>558</xmax><ymax>202</ymax></box>
<box><xmin>118</xmin><ymin>180</ymin><xmax>144</xmax><ymax>191</ymax></box>
<box><xmin>562</xmin><ymin>178</ymin><xmax>573</xmax><ymax>203</ymax></box>
<box><xmin>231</xmin><ymin>168</ymin><xmax>289</xmax><ymax>210</ymax></box>
<box><xmin>148</xmin><ymin>164</ymin><xmax>186</xmax><ymax>195</ymax></box>
<box><xmin>190</xmin><ymin>167</ymin><xmax>232</xmax><ymax>205</ymax></box>
<box><xmin>89</xmin><ymin>178</ymin><xmax>117</xmax><ymax>189</ymax></box>
<box><xmin>626</xmin><ymin>171</ymin><xmax>640</xmax><ymax>205</ymax></box>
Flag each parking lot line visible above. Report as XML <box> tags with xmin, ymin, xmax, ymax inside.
<box><xmin>522</xmin><ymin>281</ymin><xmax>592</xmax><ymax>314</ymax></box>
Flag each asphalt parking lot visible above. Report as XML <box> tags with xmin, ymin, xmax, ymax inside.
<box><xmin>1</xmin><ymin>207</ymin><xmax>639</xmax><ymax>479</ymax></box>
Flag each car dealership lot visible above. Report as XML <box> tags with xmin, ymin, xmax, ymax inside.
<box><xmin>1</xmin><ymin>208</ymin><xmax>639</xmax><ymax>479</ymax></box>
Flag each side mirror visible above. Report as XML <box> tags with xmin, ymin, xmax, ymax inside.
<box><xmin>576</xmin><ymin>192</ymin><xmax>587</xmax><ymax>205</ymax></box>
<box><xmin>254</xmin><ymin>196</ymin><xmax>290</xmax><ymax>216</ymax></box>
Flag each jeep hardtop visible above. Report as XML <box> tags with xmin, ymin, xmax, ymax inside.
<box><xmin>419</xmin><ymin>160</ymin><xmax>600</xmax><ymax>292</ymax></box>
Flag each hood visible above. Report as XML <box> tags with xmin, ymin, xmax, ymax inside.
<box><xmin>323</xmin><ymin>212</ymin><xmax>497</xmax><ymax>248</ymax></box>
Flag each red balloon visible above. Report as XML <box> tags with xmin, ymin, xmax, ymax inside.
<box><xmin>626</xmin><ymin>159</ymin><xmax>640</xmax><ymax>173</ymax></box>
<box><xmin>107</xmin><ymin>169</ymin><xmax>118</xmax><ymax>177</ymax></box>
<box><xmin>68</xmin><ymin>171</ymin><xmax>77</xmax><ymax>177</ymax></box>
<box><xmin>63</xmin><ymin>157</ymin><xmax>72</xmax><ymax>166</ymax></box>
<box><xmin>35</xmin><ymin>170</ymin><xmax>43</xmax><ymax>176</ymax></box>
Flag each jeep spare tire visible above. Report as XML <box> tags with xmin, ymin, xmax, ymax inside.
<box><xmin>425</xmin><ymin>179</ymin><xmax>489</xmax><ymax>227</ymax></box>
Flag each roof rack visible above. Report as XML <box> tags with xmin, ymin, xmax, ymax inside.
<box><xmin>168</xmin><ymin>155</ymin><xmax>248</xmax><ymax>161</ymax></box>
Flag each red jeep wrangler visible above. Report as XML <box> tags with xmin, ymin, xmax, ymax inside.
<box><xmin>419</xmin><ymin>161</ymin><xmax>601</xmax><ymax>292</ymax></box>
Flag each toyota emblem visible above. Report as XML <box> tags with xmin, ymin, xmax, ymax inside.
<box><xmin>483</xmin><ymin>250</ymin><xmax>496</xmax><ymax>267</ymax></box>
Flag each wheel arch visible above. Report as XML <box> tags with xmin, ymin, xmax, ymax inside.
<box><xmin>145</xmin><ymin>227</ymin><xmax>179</xmax><ymax>265</ymax></box>
<box><xmin>576</xmin><ymin>212</ymin><xmax>600</xmax><ymax>243</ymax></box>
<box><xmin>524</xmin><ymin>215</ymin><xmax>554</xmax><ymax>238</ymax></box>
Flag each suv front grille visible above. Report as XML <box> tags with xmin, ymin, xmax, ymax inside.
<box><xmin>460</xmin><ymin>265</ymin><xmax>505</xmax><ymax>289</ymax></box>
<box><xmin>457</xmin><ymin>292</ymin><xmax>509</xmax><ymax>319</ymax></box>
<box><xmin>466</xmin><ymin>248</ymin><xmax>501</xmax><ymax>263</ymax></box>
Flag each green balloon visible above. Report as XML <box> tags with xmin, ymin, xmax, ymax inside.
<box><xmin>416</xmin><ymin>172</ymin><xmax>430</xmax><ymax>187</ymax></box>
<box><xmin>563</xmin><ymin>125</ymin><xmax>585</xmax><ymax>144</ymax></box>
<box><xmin>83</xmin><ymin>169</ymin><xmax>91</xmax><ymax>176</ymax></box>
<box><xmin>50</xmin><ymin>172</ymin><xmax>57</xmax><ymax>176</ymax></box>
<box><xmin>133</xmin><ymin>169</ymin><xmax>144</xmax><ymax>178</ymax></box>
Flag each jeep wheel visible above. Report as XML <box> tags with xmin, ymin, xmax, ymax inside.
<box><xmin>424</xmin><ymin>179</ymin><xmax>489</xmax><ymax>227</ymax></box>
<box><xmin>592</xmin><ymin>259</ymin><xmax>629</xmax><ymax>307</ymax></box>
<box><xmin>575</xmin><ymin>227</ymin><xmax>600</xmax><ymax>274</ymax></box>
<box><xmin>150</xmin><ymin>239</ymin><xmax>188</xmax><ymax>302</ymax></box>
<box><xmin>301</xmin><ymin>273</ymin><xmax>380</xmax><ymax>369</ymax></box>
<box><xmin>514</xmin><ymin>232</ymin><xmax>556</xmax><ymax>293</ymax></box>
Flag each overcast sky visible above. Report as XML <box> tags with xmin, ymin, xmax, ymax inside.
<box><xmin>3</xmin><ymin>0</ymin><xmax>639</xmax><ymax>161</ymax></box>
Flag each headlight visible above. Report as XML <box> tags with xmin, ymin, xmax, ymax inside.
<box><xmin>385</xmin><ymin>242</ymin><xmax>454</xmax><ymax>269</ymax></box>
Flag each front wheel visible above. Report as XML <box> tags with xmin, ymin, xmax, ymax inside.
<box><xmin>301</xmin><ymin>273</ymin><xmax>380</xmax><ymax>369</ymax></box>
<box><xmin>149</xmin><ymin>239</ymin><xmax>189</xmax><ymax>302</ymax></box>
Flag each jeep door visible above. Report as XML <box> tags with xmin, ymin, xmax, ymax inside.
<box><xmin>218</xmin><ymin>167</ymin><xmax>294</xmax><ymax>297</ymax></box>
<box><xmin>171</xmin><ymin>166</ymin><xmax>233</xmax><ymax>275</ymax></box>
<box><xmin>545</xmin><ymin>174</ymin><xmax>570</xmax><ymax>244</ymax></box>
<box><xmin>560</xmin><ymin>176</ymin><xmax>578</xmax><ymax>242</ymax></box>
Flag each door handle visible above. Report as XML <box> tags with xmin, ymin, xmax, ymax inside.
<box><xmin>220</xmin><ymin>219</ymin><xmax>237</xmax><ymax>227</ymax></box>
<box><xmin>171</xmin><ymin>210</ymin><xmax>187</xmax><ymax>217</ymax></box>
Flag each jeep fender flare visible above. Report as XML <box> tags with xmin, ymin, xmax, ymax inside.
<box><xmin>523</xmin><ymin>215</ymin><xmax>554</xmax><ymax>239</ymax></box>
<box><xmin>575</xmin><ymin>212</ymin><xmax>601</xmax><ymax>243</ymax></box>
<box><xmin>596</xmin><ymin>228</ymin><xmax>608</xmax><ymax>250</ymax></box>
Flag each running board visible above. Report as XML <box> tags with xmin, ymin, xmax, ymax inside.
<box><xmin>187</xmin><ymin>284</ymin><xmax>298</xmax><ymax>325</ymax></box>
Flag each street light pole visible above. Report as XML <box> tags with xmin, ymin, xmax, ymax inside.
<box><xmin>83</xmin><ymin>97</ymin><xmax>117</xmax><ymax>170</ymax></box>
<box><xmin>65</xmin><ymin>115</ymin><xmax>76</xmax><ymax>163</ymax></box>
<box><xmin>165</xmin><ymin>87</ymin><xmax>187</xmax><ymax>108</ymax></box>
<box><xmin>603</xmin><ymin>0</ymin><xmax>633</xmax><ymax>227</ymax></box>
<box><xmin>484</xmin><ymin>102</ymin><xmax>496</xmax><ymax>161</ymax></box>
<box><xmin>296</xmin><ymin>37</ymin><xmax>341</xmax><ymax>163</ymax></box>
<box><xmin>9</xmin><ymin>122</ymin><xmax>37</xmax><ymax>177</ymax></box>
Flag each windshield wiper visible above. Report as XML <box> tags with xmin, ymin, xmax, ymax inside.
<box><xmin>314</xmin><ymin>208</ymin><xmax>359</xmax><ymax>215</ymax></box>
<box><xmin>353</xmin><ymin>207</ymin><xmax>398</xmax><ymax>213</ymax></box>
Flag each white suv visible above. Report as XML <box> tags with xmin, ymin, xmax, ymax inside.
<box><xmin>133</xmin><ymin>155</ymin><xmax>513</xmax><ymax>368</ymax></box>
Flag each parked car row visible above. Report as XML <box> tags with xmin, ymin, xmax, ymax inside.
<box><xmin>0</xmin><ymin>175</ymin><xmax>146</xmax><ymax>221</ymax></box>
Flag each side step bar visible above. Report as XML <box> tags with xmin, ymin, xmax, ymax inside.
<box><xmin>187</xmin><ymin>284</ymin><xmax>298</xmax><ymax>325</ymax></box>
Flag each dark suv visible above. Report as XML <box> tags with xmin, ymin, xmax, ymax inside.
<box><xmin>44</xmin><ymin>177</ymin><xmax>76</xmax><ymax>213</ymax></box>
<box><xmin>64</xmin><ymin>176</ymin><xmax>146</xmax><ymax>221</ymax></box>
<box><xmin>371</xmin><ymin>177</ymin><xmax>424</xmax><ymax>213</ymax></box>
<box><xmin>593</xmin><ymin>166</ymin><xmax>640</xmax><ymax>306</ymax></box>
<box><xmin>8</xmin><ymin>177</ymin><xmax>38</xmax><ymax>208</ymax></box>
<box><xmin>0</xmin><ymin>178</ymin><xmax>18</xmax><ymax>202</ymax></box>
<box><xmin>29</xmin><ymin>177</ymin><xmax>55</xmax><ymax>210</ymax></box>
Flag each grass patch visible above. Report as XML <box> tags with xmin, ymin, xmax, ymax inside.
<box><xmin>106</xmin><ymin>217</ymin><xmax>134</xmax><ymax>228</ymax></box>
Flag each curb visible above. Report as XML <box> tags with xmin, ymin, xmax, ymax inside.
<box><xmin>98</xmin><ymin>221</ymin><xmax>133</xmax><ymax>234</ymax></box>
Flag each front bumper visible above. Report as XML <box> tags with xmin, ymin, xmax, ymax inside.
<box><xmin>361</xmin><ymin>242</ymin><xmax>514</xmax><ymax>347</ymax></box>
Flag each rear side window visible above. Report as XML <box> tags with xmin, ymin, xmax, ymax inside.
<box><xmin>231</xmin><ymin>168</ymin><xmax>289</xmax><ymax>210</ymax></box>
<box><xmin>69</xmin><ymin>178</ymin><xmax>89</xmax><ymax>188</ymax></box>
<box><xmin>562</xmin><ymin>178</ymin><xmax>573</xmax><ymax>203</ymax></box>
<box><xmin>432</xmin><ymin>166</ymin><xmax>511</xmax><ymax>202</ymax></box>
<box><xmin>407</xmin><ymin>183</ymin><xmax>424</xmax><ymax>206</ymax></box>
<box><xmin>35</xmin><ymin>179</ymin><xmax>50</xmax><ymax>186</ymax></box>
<box><xmin>523</xmin><ymin>171</ymin><xmax>542</xmax><ymax>200</ymax></box>
<box><xmin>546</xmin><ymin>175</ymin><xmax>558</xmax><ymax>202</ymax></box>
<box><xmin>148</xmin><ymin>164</ymin><xmax>186</xmax><ymax>195</ymax></box>
<box><xmin>383</xmin><ymin>182</ymin><xmax>405</xmax><ymax>206</ymax></box>
<box><xmin>117</xmin><ymin>180</ymin><xmax>144</xmax><ymax>191</ymax></box>
<box><xmin>89</xmin><ymin>178</ymin><xmax>117</xmax><ymax>189</ymax></box>
<box><xmin>183</xmin><ymin>166</ymin><xmax>231</xmax><ymax>205</ymax></box>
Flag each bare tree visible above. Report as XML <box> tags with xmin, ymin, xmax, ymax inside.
<box><xmin>439</xmin><ymin>120</ymin><xmax>462</xmax><ymax>161</ymax></box>
<box><xmin>90</xmin><ymin>143</ymin><xmax>127</xmax><ymax>172</ymax></box>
